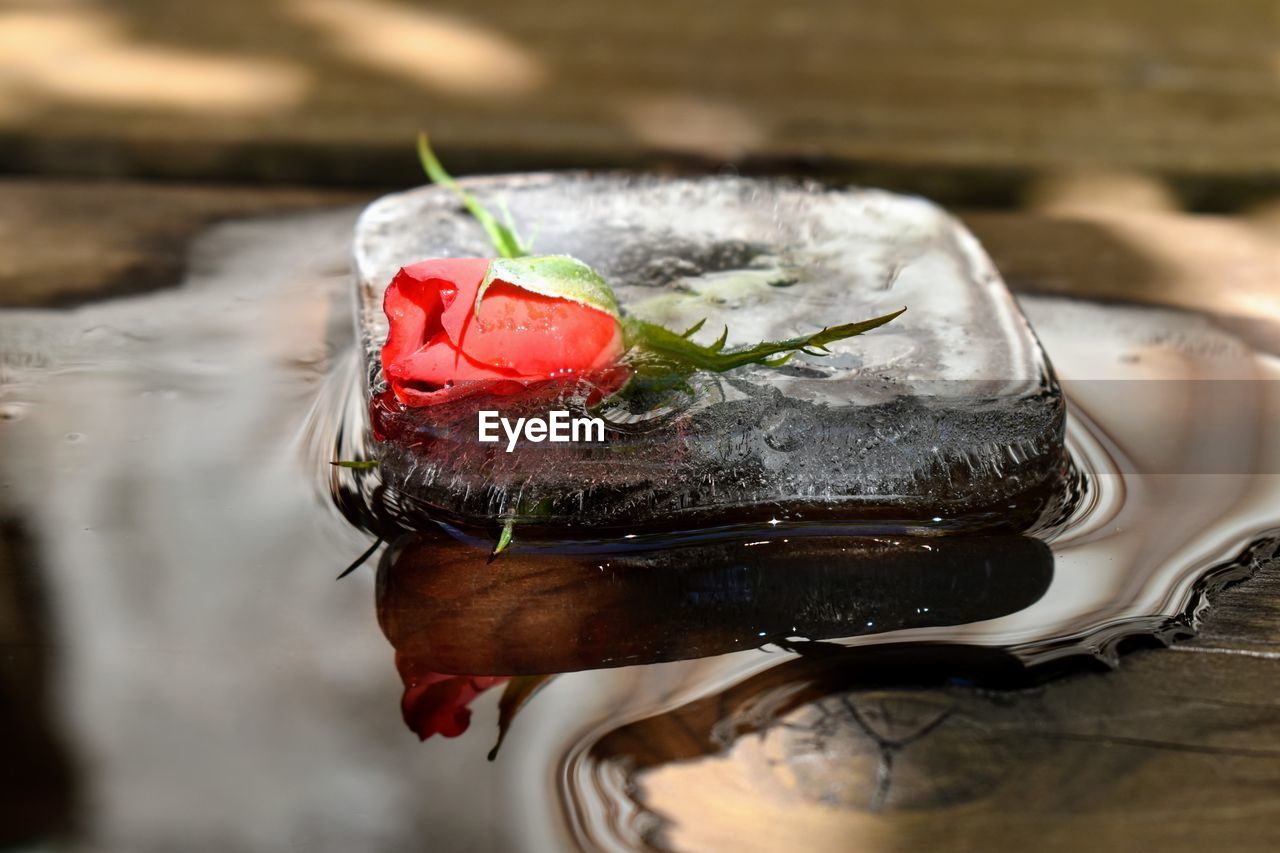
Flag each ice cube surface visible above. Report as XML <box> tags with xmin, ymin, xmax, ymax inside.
<box><xmin>354</xmin><ymin>175</ymin><xmax>1065</xmax><ymax>535</ymax></box>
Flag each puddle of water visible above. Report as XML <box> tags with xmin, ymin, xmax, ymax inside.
<box><xmin>0</xmin><ymin>209</ymin><xmax>512</xmax><ymax>850</ymax></box>
<box><xmin>334</xmin><ymin>296</ymin><xmax>1280</xmax><ymax>850</ymax></box>
<box><xmin>1</xmin><ymin>204</ymin><xmax>1277</xmax><ymax>851</ymax></box>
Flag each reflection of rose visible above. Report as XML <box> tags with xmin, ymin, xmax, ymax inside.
<box><xmin>396</xmin><ymin>653</ymin><xmax>507</xmax><ymax>739</ymax></box>
<box><xmin>380</xmin><ymin>258</ymin><xmax>625</xmax><ymax>407</ymax></box>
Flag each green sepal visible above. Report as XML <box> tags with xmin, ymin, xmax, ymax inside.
<box><xmin>331</xmin><ymin>459</ymin><xmax>380</xmax><ymax>470</ymax></box>
<box><xmin>478</xmin><ymin>255</ymin><xmax>621</xmax><ymax>321</ymax></box>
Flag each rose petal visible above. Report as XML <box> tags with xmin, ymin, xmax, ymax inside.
<box><xmin>384</xmin><ymin>258</ymin><xmax>488</xmax><ymax>351</ymax></box>
<box><xmin>457</xmin><ymin>281</ymin><xmax>625</xmax><ymax>376</ymax></box>
<box><xmin>380</xmin><ymin>279</ymin><xmax>437</xmax><ymax>371</ymax></box>
<box><xmin>392</xmin><ymin>334</ymin><xmax>522</xmax><ymax>383</ymax></box>
<box><xmin>386</xmin><ymin>334</ymin><xmax>534</xmax><ymax>406</ymax></box>
<box><xmin>436</xmin><ymin>262</ymin><xmax>488</xmax><ymax>348</ymax></box>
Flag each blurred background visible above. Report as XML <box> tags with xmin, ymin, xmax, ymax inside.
<box><xmin>3</xmin><ymin>0</ymin><xmax>1278</xmax><ymax>312</ymax></box>
<box><xmin>0</xmin><ymin>0</ymin><xmax>1277</xmax><ymax>191</ymax></box>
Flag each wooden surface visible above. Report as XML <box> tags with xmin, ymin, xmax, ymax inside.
<box><xmin>613</xmin><ymin>542</ymin><xmax>1280</xmax><ymax>852</ymax></box>
<box><xmin>2</xmin><ymin>181</ymin><xmax>1278</xmax><ymax>850</ymax></box>
<box><xmin>0</xmin><ymin>180</ymin><xmax>359</xmax><ymax>307</ymax></box>
<box><xmin>2</xmin><ymin>1</ymin><xmax>1279</xmax><ymax>205</ymax></box>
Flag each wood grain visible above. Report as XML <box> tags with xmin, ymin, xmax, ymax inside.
<box><xmin>0</xmin><ymin>180</ymin><xmax>359</xmax><ymax>307</ymax></box>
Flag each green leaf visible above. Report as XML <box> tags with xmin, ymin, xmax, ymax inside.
<box><xmin>680</xmin><ymin>318</ymin><xmax>707</xmax><ymax>338</ymax></box>
<box><xmin>488</xmin><ymin>518</ymin><xmax>515</xmax><ymax>564</ymax></box>
<box><xmin>417</xmin><ymin>133</ymin><xmax>527</xmax><ymax>259</ymax></box>
<box><xmin>331</xmin><ymin>459</ymin><xmax>380</xmax><ymax>470</ymax></box>
<box><xmin>478</xmin><ymin>255</ymin><xmax>621</xmax><ymax>321</ymax></box>
<box><xmin>623</xmin><ymin>308</ymin><xmax>905</xmax><ymax>375</ymax></box>
<box><xmin>488</xmin><ymin>674</ymin><xmax>554</xmax><ymax>761</ymax></box>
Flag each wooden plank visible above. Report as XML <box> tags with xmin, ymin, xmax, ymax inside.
<box><xmin>0</xmin><ymin>180</ymin><xmax>360</xmax><ymax>307</ymax></box>
<box><xmin>963</xmin><ymin>205</ymin><xmax>1280</xmax><ymax>330</ymax></box>
<box><xmin>1</xmin><ymin>0</ymin><xmax>1278</xmax><ymax>196</ymax></box>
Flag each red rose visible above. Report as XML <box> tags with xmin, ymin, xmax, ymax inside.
<box><xmin>380</xmin><ymin>256</ymin><xmax>625</xmax><ymax>407</ymax></box>
<box><xmin>376</xmin><ymin>135</ymin><xmax>903</xmax><ymax>414</ymax></box>
<box><xmin>396</xmin><ymin>652</ymin><xmax>508</xmax><ymax>740</ymax></box>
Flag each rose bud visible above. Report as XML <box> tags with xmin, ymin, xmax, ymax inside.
<box><xmin>380</xmin><ymin>255</ymin><xmax>625</xmax><ymax>407</ymax></box>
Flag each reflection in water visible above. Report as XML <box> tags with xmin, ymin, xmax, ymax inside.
<box><xmin>395</xmin><ymin>662</ymin><xmax>507</xmax><ymax>741</ymax></box>
<box><xmin>378</xmin><ymin>528</ymin><xmax>1053</xmax><ymax>676</ymax></box>
<box><xmin>375</xmin><ymin>527</ymin><xmax>1052</xmax><ymax>744</ymax></box>
<box><xmin>376</xmin><ymin>525</ymin><xmax>1049</xmax><ymax>671</ymax></box>
<box><xmin>587</xmin><ymin>643</ymin><xmax>1031</xmax><ymax>779</ymax></box>
<box><xmin>0</xmin><ymin>520</ymin><xmax>77</xmax><ymax>847</ymax></box>
<box><xmin>573</xmin><ymin>644</ymin><xmax>1050</xmax><ymax>850</ymax></box>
